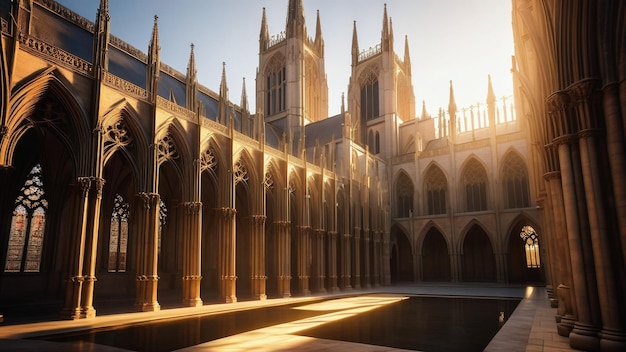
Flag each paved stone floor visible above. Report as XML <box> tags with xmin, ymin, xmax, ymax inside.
<box><xmin>0</xmin><ymin>284</ymin><xmax>577</xmax><ymax>351</ymax></box>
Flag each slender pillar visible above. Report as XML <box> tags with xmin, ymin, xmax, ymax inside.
<box><xmin>372</xmin><ymin>231</ymin><xmax>381</xmax><ymax>287</ymax></box>
<box><xmin>363</xmin><ymin>229</ymin><xmax>371</xmax><ymax>288</ymax></box>
<box><xmin>251</xmin><ymin>215</ymin><xmax>267</xmax><ymax>300</ymax></box>
<box><xmin>314</xmin><ymin>229</ymin><xmax>326</xmax><ymax>293</ymax></box>
<box><xmin>327</xmin><ymin>231</ymin><xmax>339</xmax><ymax>292</ymax></box>
<box><xmin>297</xmin><ymin>225</ymin><xmax>311</xmax><ymax>295</ymax></box>
<box><xmin>182</xmin><ymin>201</ymin><xmax>203</xmax><ymax>307</ymax></box>
<box><xmin>80</xmin><ymin>177</ymin><xmax>105</xmax><ymax>318</ymax></box>
<box><xmin>134</xmin><ymin>192</ymin><xmax>161</xmax><ymax>312</ymax></box>
<box><xmin>352</xmin><ymin>229</ymin><xmax>361</xmax><ymax>289</ymax></box>
<box><xmin>60</xmin><ymin>178</ymin><xmax>90</xmax><ymax>320</ymax></box>
<box><xmin>342</xmin><ymin>232</ymin><xmax>352</xmax><ymax>289</ymax></box>
<box><xmin>579</xmin><ymin>130</ymin><xmax>626</xmax><ymax>350</ymax></box>
<box><xmin>217</xmin><ymin>207</ymin><xmax>237</xmax><ymax>303</ymax></box>
<box><xmin>275</xmin><ymin>221</ymin><xmax>291</xmax><ymax>297</ymax></box>
<box><xmin>557</xmin><ymin>138</ymin><xmax>601</xmax><ymax>351</ymax></box>
<box><xmin>382</xmin><ymin>238</ymin><xmax>391</xmax><ymax>285</ymax></box>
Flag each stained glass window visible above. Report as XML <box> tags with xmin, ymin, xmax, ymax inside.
<box><xmin>158</xmin><ymin>200</ymin><xmax>167</xmax><ymax>255</ymax></box>
<box><xmin>4</xmin><ymin>164</ymin><xmax>48</xmax><ymax>273</ymax></box>
<box><xmin>520</xmin><ymin>225</ymin><xmax>540</xmax><ymax>268</ymax></box>
<box><xmin>108</xmin><ymin>194</ymin><xmax>129</xmax><ymax>272</ymax></box>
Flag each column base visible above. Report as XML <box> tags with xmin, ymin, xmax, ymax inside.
<box><xmin>183</xmin><ymin>298</ymin><xmax>203</xmax><ymax>307</ymax></box>
<box><xmin>136</xmin><ymin>302</ymin><xmax>161</xmax><ymax>312</ymax></box>
<box><xmin>557</xmin><ymin>315</ymin><xmax>576</xmax><ymax>337</ymax></box>
<box><xmin>549</xmin><ymin>298</ymin><xmax>558</xmax><ymax>308</ymax></box>
<box><xmin>599</xmin><ymin>328</ymin><xmax>626</xmax><ymax>352</ymax></box>
<box><xmin>81</xmin><ymin>306</ymin><xmax>96</xmax><ymax>319</ymax></box>
<box><xmin>569</xmin><ymin>323</ymin><xmax>601</xmax><ymax>351</ymax></box>
<box><xmin>59</xmin><ymin>307</ymin><xmax>82</xmax><ymax>320</ymax></box>
<box><xmin>253</xmin><ymin>294</ymin><xmax>267</xmax><ymax>301</ymax></box>
<box><xmin>224</xmin><ymin>296</ymin><xmax>237</xmax><ymax>303</ymax></box>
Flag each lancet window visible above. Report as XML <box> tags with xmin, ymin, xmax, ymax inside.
<box><xmin>266</xmin><ymin>56</ymin><xmax>286</xmax><ymax>115</ymax></box>
<box><xmin>502</xmin><ymin>153</ymin><xmax>530</xmax><ymax>209</ymax></box>
<box><xmin>396</xmin><ymin>172</ymin><xmax>414</xmax><ymax>218</ymax></box>
<box><xmin>108</xmin><ymin>194</ymin><xmax>129</xmax><ymax>272</ymax></box>
<box><xmin>425</xmin><ymin>167</ymin><xmax>447</xmax><ymax>215</ymax></box>
<box><xmin>360</xmin><ymin>69</ymin><xmax>379</xmax><ymax>120</ymax></box>
<box><xmin>462</xmin><ymin>160</ymin><xmax>488</xmax><ymax>212</ymax></box>
<box><xmin>520</xmin><ymin>225</ymin><xmax>540</xmax><ymax>268</ymax></box>
<box><xmin>4</xmin><ymin>164</ymin><xmax>48</xmax><ymax>273</ymax></box>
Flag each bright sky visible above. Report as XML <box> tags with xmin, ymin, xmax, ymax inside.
<box><xmin>55</xmin><ymin>0</ymin><xmax>514</xmax><ymax>117</ymax></box>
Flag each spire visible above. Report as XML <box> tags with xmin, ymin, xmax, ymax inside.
<box><xmin>421</xmin><ymin>100</ymin><xmax>429</xmax><ymax>120</ymax></box>
<box><xmin>341</xmin><ymin>92</ymin><xmax>345</xmax><ymax>114</ymax></box>
<box><xmin>147</xmin><ymin>15</ymin><xmax>160</xmax><ymax>101</ymax></box>
<box><xmin>403</xmin><ymin>35</ymin><xmax>411</xmax><ymax>75</ymax></box>
<box><xmin>448</xmin><ymin>80</ymin><xmax>457</xmax><ymax>117</ymax></box>
<box><xmin>240</xmin><ymin>77</ymin><xmax>249</xmax><ymax>113</ymax></box>
<box><xmin>286</xmin><ymin>0</ymin><xmax>306</xmax><ymax>38</ymax></box>
<box><xmin>381</xmin><ymin>3</ymin><xmax>391</xmax><ymax>51</ymax></box>
<box><xmin>487</xmin><ymin>74</ymin><xmax>496</xmax><ymax>105</ymax></box>
<box><xmin>186</xmin><ymin>43</ymin><xmax>197</xmax><ymax>111</ymax></box>
<box><xmin>351</xmin><ymin>21</ymin><xmax>359</xmax><ymax>66</ymax></box>
<box><xmin>93</xmin><ymin>0</ymin><xmax>110</xmax><ymax>74</ymax></box>
<box><xmin>218</xmin><ymin>62</ymin><xmax>229</xmax><ymax>125</ymax></box>
<box><xmin>260</xmin><ymin>7</ymin><xmax>269</xmax><ymax>52</ymax></box>
<box><xmin>314</xmin><ymin>9</ymin><xmax>324</xmax><ymax>55</ymax></box>
<box><xmin>448</xmin><ymin>80</ymin><xmax>457</xmax><ymax>137</ymax></box>
<box><xmin>487</xmin><ymin>75</ymin><xmax>497</xmax><ymax>126</ymax></box>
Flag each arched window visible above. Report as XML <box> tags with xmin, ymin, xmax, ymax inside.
<box><xmin>360</xmin><ymin>71</ymin><xmax>379</xmax><ymax>120</ymax></box>
<box><xmin>396</xmin><ymin>173</ymin><xmax>414</xmax><ymax>218</ymax></box>
<box><xmin>108</xmin><ymin>194</ymin><xmax>129</xmax><ymax>272</ymax></box>
<box><xmin>502</xmin><ymin>153</ymin><xmax>530</xmax><ymax>209</ymax></box>
<box><xmin>520</xmin><ymin>225</ymin><xmax>540</xmax><ymax>268</ymax></box>
<box><xmin>425</xmin><ymin>166</ymin><xmax>447</xmax><ymax>215</ymax></box>
<box><xmin>4</xmin><ymin>164</ymin><xmax>48</xmax><ymax>273</ymax></box>
<box><xmin>266</xmin><ymin>66</ymin><xmax>286</xmax><ymax>115</ymax></box>
<box><xmin>462</xmin><ymin>159</ymin><xmax>488</xmax><ymax>212</ymax></box>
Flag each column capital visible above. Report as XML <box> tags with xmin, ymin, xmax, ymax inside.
<box><xmin>252</xmin><ymin>215</ymin><xmax>267</xmax><ymax>224</ymax></box>
<box><xmin>137</xmin><ymin>192</ymin><xmax>160</xmax><ymax>209</ymax></box>
<box><xmin>543</xmin><ymin>171</ymin><xmax>561</xmax><ymax>181</ymax></box>
<box><xmin>183</xmin><ymin>201</ymin><xmax>202</xmax><ymax>215</ymax></box>
<box><xmin>216</xmin><ymin>207</ymin><xmax>236</xmax><ymax>219</ymax></box>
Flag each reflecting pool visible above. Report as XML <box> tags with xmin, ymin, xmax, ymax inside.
<box><xmin>298</xmin><ymin>296</ymin><xmax>520</xmax><ymax>351</ymax></box>
<box><xmin>36</xmin><ymin>295</ymin><xmax>519</xmax><ymax>351</ymax></box>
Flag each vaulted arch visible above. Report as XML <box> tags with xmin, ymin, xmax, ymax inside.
<box><xmin>500</xmin><ymin>149</ymin><xmax>530</xmax><ymax>209</ymax></box>
<box><xmin>423</xmin><ymin>163</ymin><xmax>448</xmax><ymax>215</ymax></box>
<box><xmin>459</xmin><ymin>156</ymin><xmax>489</xmax><ymax>212</ymax></box>
<box><xmin>461</xmin><ymin>223</ymin><xmax>496</xmax><ymax>282</ymax></box>
<box><xmin>394</xmin><ymin>170</ymin><xmax>414</xmax><ymax>217</ymax></box>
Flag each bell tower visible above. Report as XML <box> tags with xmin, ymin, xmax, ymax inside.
<box><xmin>256</xmin><ymin>0</ymin><xmax>328</xmax><ymax>155</ymax></box>
<box><xmin>346</xmin><ymin>4</ymin><xmax>415</xmax><ymax>158</ymax></box>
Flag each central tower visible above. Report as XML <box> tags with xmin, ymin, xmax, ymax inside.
<box><xmin>256</xmin><ymin>0</ymin><xmax>329</xmax><ymax>155</ymax></box>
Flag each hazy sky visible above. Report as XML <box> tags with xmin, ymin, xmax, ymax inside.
<box><xmin>55</xmin><ymin>0</ymin><xmax>514</xmax><ymax>117</ymax></box>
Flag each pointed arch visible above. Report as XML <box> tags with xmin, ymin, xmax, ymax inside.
<box><xmin>505</xmin><ymin>214</ymin><xmax>544</xmax><ymax>284</ymax></box>
<box><xmin>460</xmin><ymin>222</ymin><xmax>496</xmax><ymax>282</ymax></box>
<box><xmin>500</xmin><ymin>148</ymin><xmax>530</xmax><ymax>209</ymax></box>
<box><xmin>390</xmin><ymin>223</ymin><xmax>413</xmax><ymax>282</ymax></box>
<box><xmin>422</xmin><ymin>162</ymin><xmax>448</xmax><ymax>215</ymax></box>
<box><xmin>156</xmin><ymin>118</ymin><xmax>192</xmax><ymax>197</ymax></box>
<box><xmin>459</xmin><ymin>156</ymin><xmax>489</xmax><ymax>212</ymax></box>
<box><xmin>419</xmin><ymin>223</ymin><xmax>451</xmax><ymax>282</ymax></box>
<box><xmin>393</xmin><ymin>169</ymin><xmax>414</xmax><ymax>217</ymax></box>
<box><xmin>2</xmin><ymin>67</ymin><xmax>89</xmax><ymax>174</ymax></box>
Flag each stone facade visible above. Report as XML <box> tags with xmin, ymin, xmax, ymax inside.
<box><xmin>0</xmin><ymin>0</ymin><xmax>550</xmax><ymax>331</ymax></box>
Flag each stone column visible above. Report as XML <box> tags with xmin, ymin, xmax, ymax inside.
<box><xmin>296</xmin><ymin>225</ymin><xmax>311</xmax><ymax>295</ymax></box>
<box><xmin>60</xmin><ymin>177</ymin><xmax>91</xmax><ymax>320</ymax></box>
<box><xmin>600</xmin><ymin>82</ymin><xmax>626</xmax><ymax>350</ymax></box>
<box><xmin>80</xmin><ymin>177</ymin><xmax>105</xmax><ymax>318</ymax></box>
<box><xmin>363</xmin><ymin>229</ymin><xmax>371</xmax><ymax>288</ymax></box>
<box><xmin>352</xmin><ymin>228</ymin><xmax>361</xmax><ymax>289</ymax></box>
<box><xmin>251</xmin><ymin>215</ymin><xmax>267</xmax><ymax>300</ymax></box>
<box><xmin>579</xmin><ymin>130</ymin><xmax>626</xmax><ymax>350</ymax></box>
<box><xmin>134</xmin><ymin>192</ymin><xmax>161</xmax><ymax>312</ymax></box>
<box><xmin>545</xmin><ymin>172</ymin><xmax>576</xmax><ymax>330</ymax></box>
<box><xmin>182</xmin><ymin>201</ymin><xmax>203</xmax><ymax>307</ymax></box>
<box><xmin>314</xmin><ymin>229</ymin><xmax>326</xmax><ymax>293</ymax></box>
<box><xmin>382</xmin><ymin>238</ymin><xmax>391</xmax><ymax>285</ymax></box>
<box><xmin>557</xmin><ymin>138</ymin><xmax>601</xmax><ymax>350</ymax></box>
<box><xmin>372</xmin><ymin>231</ymin><xmax>381</xmax><ymax>287</ymax></box>
<box><xmin>217</xmin><ymin>207</ymin><xmax>237</xmax><ymax>303</ymax></box>
<box><xmin>275</xmin><ymin>221</ymin><xmax>291</xmax><ymax>298</ymax></box>
<box><xmin>342</xmin><ymin>232</ymin><xmax>352</xmax><ymax>289</ymax></box>
<box><xmin>327</xmin><ymin>231</ymin><xmax>339</xmax><ymax>292</ymax></box>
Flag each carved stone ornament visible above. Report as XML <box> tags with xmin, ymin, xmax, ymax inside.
<box><xmin>233</xmin><ymin>159</ymin><xmax>248</xmax><ymax>185</ymax></box>
<box><xmin>156</xmin><ymin>134</ymin><xmax>179</xmax><ymax>164</ymax></box>
<box><xmin>200</xmin><ymin>147</ymin><xmax>217</xmax><ymax>172</ymax></box>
